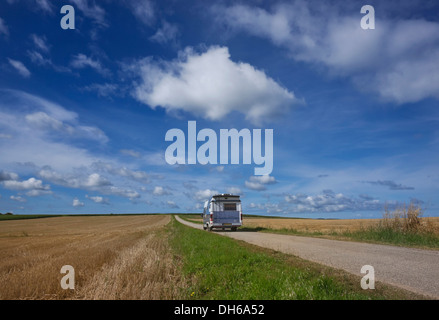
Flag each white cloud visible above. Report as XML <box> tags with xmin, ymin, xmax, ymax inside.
<box><xmin>30</xmin><ymin>34</ymin><xmax>50</xmax><ymax>52</ymax></box>
<box><xmin>86</xmin><ymin>194</ymin><xmax>109</xmax><ymax>204</ymax></box>
<box><xmin>126</xmin><ymin>0</ymin><xmax>155</xmax><ymax>25</ymax></box>
<box><xmin>0</xmin><ymin>90</ymin><xmax>148</xmax><ymax>202</ymax></box>
<box><xmin>10</xmin><ymin>195</ymin><xmax>26</xmax><ymax>202</ymax></box>
<box><xmin>106</xmin><ymin>186</ymin><xmax>140</xmax><ymax>200</ymax></box>
<box><xmin>83</xmin><ymin>83</ymin><xmax>120</xmax><ymax>98</ymax></box>
<box><xmin>0</xmin><ymin>171</ymin><xmax>19</xmax><ymax>181</ymax></box>
<box><xmin>92</xmin><ymin>161</ymin><xmax>150</xmax><ymax>183</ymax></box>
<box><xmin>0</xmin><ymin>133</ymin><xmax>12</xmax><ymax>139</ymax></box>
<box><xmin>73</xmin><ymin>198</ymin><xmax>84</xmax><ymax>207</ymax></box>
<box><xmin>27</xmin><ymin>50</ymin><xmax>71</xmax><ymax>73</ymax></box>
<box><xmin>217</xmin><ymin>3</ymin><xmax>439</xmax><ymax>104</ymax></box>
<box><xmin>25</xmin><ymin>110</ymin><xmax>108</xmax><ymax>143</ymax></box>
<box><xmin>153</xmin><ymin>186</ymin><xmax>172</xmax><ymax>196</ymax></box>
<box><xmin>70</xmin><ymin>54</ymin><xmax>109</xmax><ymax>76</ymax></box>
<box><xmin>132</xmin><ymin>46</ymin><xmax>301</xmax><ymax>124</ymax></box>
<box><xmin>226</xmin><ymin>187</ymin><xmax>242</xmax><ymax>195</ymax></box>
<box><xmin>2</xmin><ymin>177</ymin><xmax>51</xmax><ymax>197</ymax></box>
<box><xmin>71</xmin><ymin>0</ymin><xmax>107</xmax><ymax>27</ymax></box>
<box><xmin>120</xmin><ymin>149</ymin><xmax>141</xmax><ymax>158</ymax></box>
<box><xmin>245</xmin><ymin>175</ymin><xmax>276</xmax><ymax>191</ymax></box>
<box><xmin>166</xmin><ymin>200</ymin><xmax>179</xmax><ymax>209</ymax></box>
<box><xmin>35</xmin><ymin>0</ymin><xmax>54</xmax><ymax>13</ymax></box>
<box><xmin>8</xmin><ymin>58</ymin><xmax>31</xmax><ymax>78</ymax></box>
<box><xmin>150</xmin><ymin>21</ymin><xmax>179</xmax><ymax>44</ymax></box>
<box><xmin>38</xmin><ymin>168</ymin><xmax>110</xmax><ymax>189</ymax></box>
<box><xmin>284</xmin><ymin>190</ymin><xmax>381</xmax><ymax>213</ymax></box>
<box><xmin>0</xmin><ymin>18</ymin><xmax>9</xmax><ymax>37</ymax></box>
<box><xmin>9</xmin><ymin>196</ymin><xmax>27</xmax><ymax>202</ymax></box>
<box><xmin>193</xmin><ymin>189</ymin><xmax>219</xmax><ymax>201</ymax></box>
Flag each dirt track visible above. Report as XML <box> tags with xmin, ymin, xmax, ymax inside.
<box><xmin>175</xmin><ymin>216</ymin><xmax>439</xmax><ymax>299</ymax></box>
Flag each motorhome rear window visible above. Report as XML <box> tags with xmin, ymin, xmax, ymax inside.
<box><xmin>224</xmin><ymin>203</ymin><xmax>236</xmax><ymax>211</ymax></box>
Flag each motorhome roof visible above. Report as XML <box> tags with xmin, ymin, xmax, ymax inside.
<box><xmin>212</xmin><ymin>194</ymin><xmax>239</xmax><ymax>198</ymax></box>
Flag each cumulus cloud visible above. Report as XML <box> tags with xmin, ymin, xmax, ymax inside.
<box><xmin>2</xmin><ymin>177</ymin><xmax>48</xmax><ymax>190</ymax></box>
<box><xmin>283</xmin><ymin>189</ymin><xmax>381</xmax><ymax>213</ymax></box>
<box><xmin>10</xmin><ymin>195</ymin><xmax>26</xmax><ymax>202</ymax></box>
<box><xmin>38</xmin><ymin>167</ymin><xmax>110</xmax><ymax>189</ymax></box>
<box><xmin>245</xmin><ymin>175</ymin><xmax>276</xmax><ymax>191</ymax></box>
<box><xmin>1</xmin><ymin>174</ymin><xmax>52</xmax><ymax>197</ymax></box>
<box><xmin>131</xmin><ymin>46</ymin><xmax>301</xmax><ymax>124</ymax></box>
<box><xmin>73</xmin><ymin>198</ymin><xmax>84</xmax><ymax>207</ymax></box>
<box><xmin>0</xmin><ymin>171</ymin><xmax>19</xmax><ymax>182</ymax></box>
<box><xmin>193</xmin><ymin>189</ymin><xmax>219</xmax><ymax>201</ymax></box>
<box><xmin>8</xmin><ymin>58</ymin><xmax>31</xmax><ymax>78</ymax></box>
<box><xmin>86</xmin><ymin>194</ymin><xmax>109</xmax><ymax>204</ymax></box>
<box><xmin>216</xmin><ymin>2</ymin><xmax>439</xmax><ymax>104</ymax></box>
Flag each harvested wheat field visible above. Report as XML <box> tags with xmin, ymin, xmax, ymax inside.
<box><xmin>0</xmin><ymin>215</ymin><xmax>186</xmax><ymax>300</ymax></box>
<box><xmin>240</xmin><ymin>217</ymin><xmax>439</xmax><ymax>234</ymax></box>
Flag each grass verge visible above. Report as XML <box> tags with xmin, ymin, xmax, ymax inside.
<box><xmin>169</xmin><ymin>216</ymin><xmax>425</xmax><ymax>300</ymax></box>
<box><xmin>181</xmin><ymin>204</ymin><xmax>439</xmax><ymax>250</ymax></box>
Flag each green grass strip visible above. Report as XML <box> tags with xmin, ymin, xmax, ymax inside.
<box><xmin>169</xmin><ymin>216</ymin><xmax>393</xmax><ymax>300</ymax></box>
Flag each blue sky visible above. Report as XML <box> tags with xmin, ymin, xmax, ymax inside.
<box><xmin>0</xmin><ymin>0</ymin><xmax>439</xmax><ymax>218</ymax></box>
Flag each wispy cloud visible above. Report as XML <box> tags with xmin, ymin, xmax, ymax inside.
<box><xmin>0</xmin><ymin>18</ymin><xmax>9</xmax><ymax>37</ymax></box>
<box><xmin>71</xmin><ymin>0</ymin><xmax>107</xmax><ymax>27</ymax></box>
<box><xmin>8</xmin><ymin>58</ymin><xmax>31</xmax><ymax>78</ymax></box>
<box><xmin>35</xmin><ymin>0</ymin><xmax>54</xmax><ymax>13</ymax></box>
<box><xmin>153</xmin><ymin>186</ymin><xmax>172</xmax><ymax>196</ymax></box>
<box><xmin>363</xmin><ymin>180</ymin><xmax>415</xmax><ymax>190</ymax></box>
<box><xmin>70</xmin><ymin>53</ymin><xmax>110</xmax><ymax>76</ymax></box>
<box><xmin>125</xmin><ymin>0</ymin><xmax>155</xmax><ymax>26</ymax></box>
<box><xmin>150</xmin><ymin>21</ymin><xmax>179</xmax><ymax>44</ymax></box>
<box><xmin>30</xmin><ymin>34</ymin><xmax>50</xmax><ymax>52</ymax></box>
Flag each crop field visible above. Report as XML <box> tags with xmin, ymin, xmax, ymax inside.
<box><xmin>187</xmin><ymin>216</ymin><xmax>439</xmax><ymax>233</ymax></box>
<box><xmin>0</xmin><ymin>215</ymin><xmax>186</xmax><ymax>300</ymax></box>
<box><xmin>0</xmin><ymin>214</ymin><xmax>432</xmax><ymax>300</ymax></box>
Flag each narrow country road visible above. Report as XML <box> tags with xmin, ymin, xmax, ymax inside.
<box><xmin>175</xmin><ymin>215</ymin><xmax>439</xmax><ymax>299</ymax></box>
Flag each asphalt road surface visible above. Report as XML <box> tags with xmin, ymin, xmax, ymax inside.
<box><xmin>175</xmin><ymin>216</ymin><xmax>439</xmax><ymax>299</ymax></box>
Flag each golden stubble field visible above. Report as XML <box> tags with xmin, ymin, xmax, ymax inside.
<box><xmin>240</xmin><ymin>217</ymin><xmax>439</xmax><ymax>234</ymax></box>
<box><xmin>0</xmin><ymin>215</ymin><xmax>186</xmax><ymax>300</ymax></box>
<box><xmin>190</xmin><ymin>216</ymin><xmax>439</xmax><ymax>234</ymax></box>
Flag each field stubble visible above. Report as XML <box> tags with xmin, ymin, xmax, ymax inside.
<box><xmin>0</xmin><ymin>215</ymin><xmax>187</xmax><ymax>300</ymax></box>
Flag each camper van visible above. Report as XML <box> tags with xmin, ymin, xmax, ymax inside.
<box><xmin>202</xmin><ymin>194</ymin><xmax>242</xmax><ymax>231</ymax></box>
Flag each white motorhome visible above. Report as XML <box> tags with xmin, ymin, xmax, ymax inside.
<box><xmin>202</xmin><ymin>194</ymin><xmax>242</xmax><ymax>231</ymax></box>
